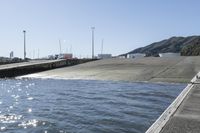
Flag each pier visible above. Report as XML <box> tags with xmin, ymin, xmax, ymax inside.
<box><xmin>0</xmin><ymin>59</ymin><xmax>96</xmax><ymax>78</ymax></box>
<box><xmin>146</xmin><ymin>72</ymin><xmax>200</xmax><ymax>133</ymax></box>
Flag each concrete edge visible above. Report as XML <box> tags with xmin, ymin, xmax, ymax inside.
<box><xmin>145</xmin><ymin>72</ymin><xmax>200</xmax><ymax>133</ymax></box>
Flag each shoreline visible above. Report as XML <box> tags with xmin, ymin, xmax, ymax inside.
<box><xmin>18</xmin><ymin>76</ymin><xmax>189</xmax><ymax>84</ymax></box>
<box><xmin>19</xmin><ymin>75</ymin><xmax>187</xmax><ymax>85</ymax></box>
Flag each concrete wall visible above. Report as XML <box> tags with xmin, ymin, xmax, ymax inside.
<box><xmin>127</xmin><ymin>53</ymin><xmax>146</xmax><ymax>58</ymax></box>
<box><xmin>0</xmin><ymin>59</ymin><xmax>96</xmax><ymax>78</ymax></box>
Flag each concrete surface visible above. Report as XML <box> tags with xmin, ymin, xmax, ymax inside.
<box><xmin>146</xmin><ymin>74</ymin><xmax>198</xmax><ymax>133</ymax></box>
<box><xmin>23</xmin><ymin>56</ymin><xmax>200</xmax><ymax>83</ymax></box>
<box><xmin>0</xmin><ymin>60</ymin><xmax>57</xmax><ymax>69</ymax></box>
<box><xmin>0</xmin><ymin>59</ymin><xmax>95</xmax><ymax>78</ymax></box>
<box><xmin>160</xmin><ymin>81</ymin><xmax>200</xmax><ymax>133</ymax></box>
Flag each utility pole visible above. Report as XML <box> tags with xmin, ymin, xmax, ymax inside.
<box><xmin>38</xmin><ymin>49</ymin><xmax>40</xmax><ymax>59</ymax></box>
<box><xmin>70</xmin><ymin>45</ymin><xmax>72</xmax><ymax>53</ymax></box>
<box><xmin>101</xmin><ymin>39</ymin><xmax>104</xmax><ymax>55</ymax></box>
<box><xmin>23</xmin><ymin>30</ymin><xmax>26</xmax><ymax>60</ymax></box>
<box><xmin>59</xmin><ymin>39</ymin><xmax>62</xmax><ymax>55</ymax></box>
<box><xmin>91</xmin><ymin>27</ymin><xmax>95</xmax><ymax>59</ymax></box>
<box><xmin>33</xmin><ymin>50</ymin><xmax>35</xmax><ymax>59</ymax></box>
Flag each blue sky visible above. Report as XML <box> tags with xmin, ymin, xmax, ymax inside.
<box><xmin>0</xmin><ymin>0</ymin><xmax>200</xmax><ymax>58</ymax></box>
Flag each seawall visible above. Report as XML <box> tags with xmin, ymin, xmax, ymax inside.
<box><xmin>0</xmin><ymin>59</ymin><xmax>96</xmax><ymax>78</ymax></box>
<box><xmin>22</xmin><ymin>56</ymin><xmax>200</xmax><ymax>83</ymax></box>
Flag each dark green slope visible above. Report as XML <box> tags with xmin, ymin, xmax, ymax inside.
<box><xmin>127</xmin><ymin>36</ymin><xmax>200</xmax><ymax>56</ymax></box>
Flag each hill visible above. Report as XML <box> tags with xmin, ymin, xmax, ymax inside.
<box><xmin>127</xmin><ymin>36</ymin><xmax>200</xmax><ymax>56</ymax></box>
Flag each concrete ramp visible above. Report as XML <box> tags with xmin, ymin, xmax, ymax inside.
<box><xmin>23</xmin><ymin>57</ymin><xmax>200</xmax><ymax>83</ymax></box>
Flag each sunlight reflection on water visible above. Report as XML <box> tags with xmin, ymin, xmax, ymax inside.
<box><xmin>0</xmin><ymin>79</ymin><xmax>185</xmax><ymax>133</ymax></box>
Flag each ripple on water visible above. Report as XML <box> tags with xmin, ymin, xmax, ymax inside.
<box><xmin>27</xmin><ymin>97</ymin><xmax>34</xmax><ymax>100</ymax></box>
<box><xmin>0</xmin><ymin>79</ymin><xmax>185</xmax><ymax>133</ymax></box>
<box><xmin>0</xmin><ymin>114</ymin><xmax>22</xmax><ymax>123</ymax></box>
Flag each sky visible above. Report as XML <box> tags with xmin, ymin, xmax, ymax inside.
<box><xmin>0</xmin><ymin>0</ymin><xmax>200</xmax><ymax>58</ymax></box>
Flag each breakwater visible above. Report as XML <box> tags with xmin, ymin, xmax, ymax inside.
<box><xmin>0</xmin><ymin>59</ymin><xmax>96</xmax><ymax>78</ymax></box>
<box><xmin>23</xmin><ymin>57</ymin><xmax>200</xmax><ymax>83</ymax></box>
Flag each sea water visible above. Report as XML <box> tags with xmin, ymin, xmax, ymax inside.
<box><xmin>0</xmin><ymin>79</ymin><xmax>185</xmax><ymax>133</ymax></box>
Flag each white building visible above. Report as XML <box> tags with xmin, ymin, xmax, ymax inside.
<box><xmin>58</xmin><ymin>53</ymin><xmax>73</xmax><ymax>59</ymax></box>
<box><xmin>159</xmin><ymin>53</ymin><xmax>180</xmax><ymax>57</ymax></box>
<box><xmin>127</xmin><ymin>53</ymin><xmax>146</xmax><ymax>58</ymax></box>
<box><xmin>117</xmin><ymin>55</ymin><xmax>127</xmax><ymax>58</ymax></box>
<box><xmin>98</xmin><ymin>54</ymin><xmax>112</xmax><ymax>59</ymax></box>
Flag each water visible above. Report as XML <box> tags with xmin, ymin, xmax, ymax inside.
<box><xmin>0</xmin><ymin>79</ymin><xmax>185</xmax><ymax>133</ymax></box>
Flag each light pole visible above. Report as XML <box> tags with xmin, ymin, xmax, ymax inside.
<box><xmin>23</xmin><ymin>30</ymin><xmax>26</xmax><ymax>60</ymax></box>
<box><xmin>59</xmin><ymin>39</ymin><xmax>62</xmax><ymax>55</ymax></box>
<box><xmin>91</xmin><ymin>27</ymin><xmax>95</xmax><ymax>59</ymax></box>
<box><xmin>38</xmin><ymin>49</ymin><xmax>40</xmax><ymax>59</ymax></box>
<box><xmin>101</xmin><ymin>39</ymin><xmax>104</xmax><ymax>55</ymax></box>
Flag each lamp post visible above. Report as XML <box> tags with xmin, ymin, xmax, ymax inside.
<box><xmin>23</xmin><ymin>30</ymin><xmax>26</xmax><ymax>60</ymax></box>
<box><xmin>91</xmin><ymin>27</ymin><xmax>95</xmax><ymax>59</ymax></box>
<box><xmin>101</xmin><ymin>39</ymin><xmax>104</xmax><ymax>55</ymax></box>
<box><xmin>59</xmin><ymin>39</ymin><xmax>62</xmax><ymax>55</ymax></box>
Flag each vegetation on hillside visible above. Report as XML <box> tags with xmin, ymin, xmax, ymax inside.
<box><xmin>181</xmin><ymin>43</ymin><xmax>200</xmax><ymax>56</ymax></box>
<box><xmin>127</xmin><ymin>36</ymin><xmax>200</xmax><ymax>56</ymax></box>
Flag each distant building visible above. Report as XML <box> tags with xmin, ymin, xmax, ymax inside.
<box><xmin>159</xmin><ymin>53</ymin><xmax>180</xmax><ymax>57</ymax></box>
<box><xmin>127</xmin><ymin>53</ymin><xmax>146</xmax><ymax>58</ymax></box>
<box><xmin>117</xmin><ymin>54</ymin><xmax>127</xmax><ymax>58</ymax></box>
<box><xmin>58</xmin><ymin>53</ymin><xmax>73</xmax><ymax>59</ymax></box>
<box><xmin>98</xmin><ymin>54</ymin><xmax>112</xmax><ymax>59</ymax></box>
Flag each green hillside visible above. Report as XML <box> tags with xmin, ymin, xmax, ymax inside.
<box><xmin>127</xmin><ymin>36</ymin><xmax>200</xmax><ymax>56</ymax></box>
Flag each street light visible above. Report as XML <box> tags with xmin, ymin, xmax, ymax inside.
<box><xmin>101</xmin><ymin>39</ymin><xmax>104</xmax><ymax>55</ymax></box>
<box><xmin>23</xmin><ymin>30</ymin><xmax>26</xmax><ymax>60</ymax></box>
<box><xmin>59</xmin><ymin>39</ymin><xmax>62</xmax><ymax>55</ymax></box>
<box><xmin>91</xmin><ymin>27</ymin><xmax>95</xmax><ymax>59</ymax></box>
